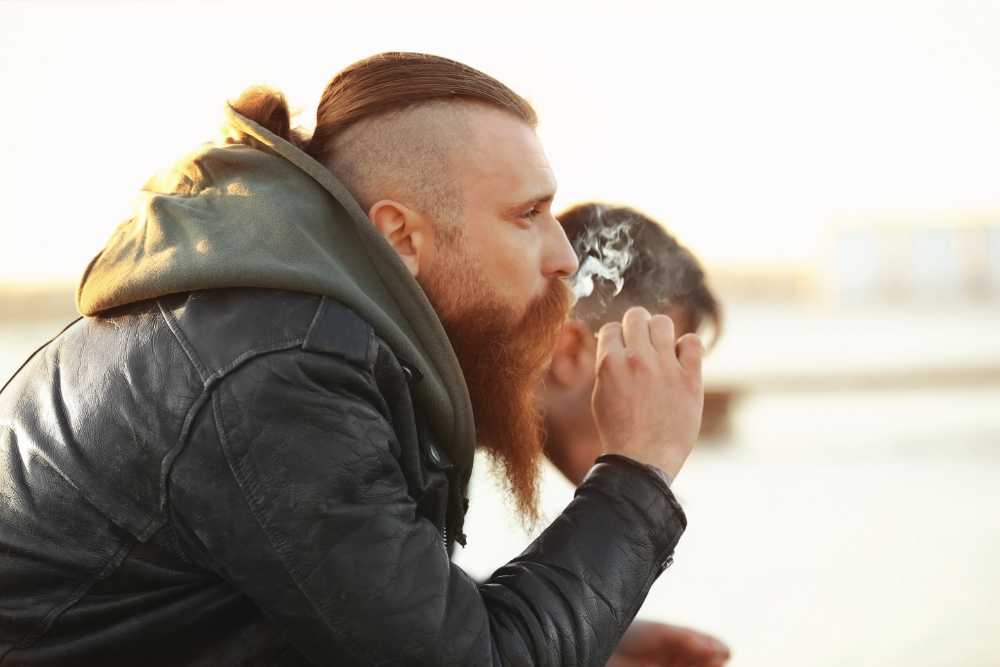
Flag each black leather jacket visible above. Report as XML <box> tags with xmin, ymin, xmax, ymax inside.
<box><xmin>0</xmin><ymin>288</ymin><xmax>686</xmax><ymax>666</ymax></box>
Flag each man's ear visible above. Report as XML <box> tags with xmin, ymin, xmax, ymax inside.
<box><xmin>368</xmin><ymin>199</ymin><xmax>429</xmax><ymax>278</ymax></box>
<box><xmin>547</xmin><ymin>319</ymin><xmax>597</xmax><ymax>389</ymax></box>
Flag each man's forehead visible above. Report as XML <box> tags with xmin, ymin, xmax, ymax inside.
<box><xmin>459</xmin><ymin>110</ymin><xmax>556</xmax><ymax>201</ymax></box>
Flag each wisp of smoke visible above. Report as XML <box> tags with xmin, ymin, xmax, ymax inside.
<box><xmin>568</xmin><ymin>208</ymin><xmax>637</xmax><ymax>304</ymax></box>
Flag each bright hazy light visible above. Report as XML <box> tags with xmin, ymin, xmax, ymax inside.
<box><xmin>2</xmin><ymin>0</ymin><xmax>1000</xmax><ymax>284</ymax></box>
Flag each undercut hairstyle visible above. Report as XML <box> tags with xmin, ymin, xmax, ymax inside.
<box><xmin>559</xmin><ymin>203</ymin><xmax>723</xmax><ymax>349</ymax></box>
<box><xmin>224</xmin><ymin>52</ymin><xmax>536</xmax><ymax>227</ymax></box>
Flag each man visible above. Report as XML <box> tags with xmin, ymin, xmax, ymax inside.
<box><xmin>0</xmin><ymin>53</ymin><xmax>704</xmax><ymax>665</ymax></box>
<box><xmin>544</xmin><ymin>203</ymin><xmax>723</xmax><ymax>485</ymax></box>
<box><xmin>540</xmin><ymin>203</ymin><xmax>729</xmax><ymax>667</ymax></box>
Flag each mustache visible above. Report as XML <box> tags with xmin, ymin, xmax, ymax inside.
<box><xmin>515</xmin><ymin>278</ymin><xmax>574</xmax><ymax>365</ymax></box>
<box><xmin>522</xmin><ymin>278</ymin><xmax>573</xmax><ymax>327</ymax></box>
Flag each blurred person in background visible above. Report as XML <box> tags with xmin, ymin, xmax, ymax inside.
<box><xmin>541</xmin><ymin>203</ymin><xmax>728</xmax><ymax>667</ymax></box>
<box><xmin>544</xmin><ymin>203</ymin><xmax>723</xmax><ymax>485</ymax></box>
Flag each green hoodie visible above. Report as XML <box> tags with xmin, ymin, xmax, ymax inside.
<box><xmin>76</xmin><ymin>105</ymin><xmax>477</xmax><ymax>490</ymax></box>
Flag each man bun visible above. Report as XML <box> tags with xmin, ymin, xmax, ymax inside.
<box><xmin>224</xmin><ymin>85</ymin><xmax>311</xmax><ymax>153</ymax></box>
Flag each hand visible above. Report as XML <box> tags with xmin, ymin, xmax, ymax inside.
<box><xmin>591</xmin><ymin>306</ymin><xmax>704</xmax><ymax>480</ymax></box>
<box><xmin>606</xmin><ymin>620</ymin><xmax>731</xmax><ymax>667</ymax></box>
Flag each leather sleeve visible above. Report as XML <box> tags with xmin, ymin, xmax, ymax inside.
<box><xmin>167</xmin><ymin>348</ymin><xmax>686</xmax><ymax>667</ymax></box>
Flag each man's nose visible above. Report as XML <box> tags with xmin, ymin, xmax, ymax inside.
<box><xmin>543</xmin><ymin>218</ymin><xmax>579</xmax><ymax>279</ymax></box>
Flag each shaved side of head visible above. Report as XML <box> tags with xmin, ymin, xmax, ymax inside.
<box><xmin>324</xmin><ymin>101</ymin><xmax>479</xmax><ymax>231</ymax></box>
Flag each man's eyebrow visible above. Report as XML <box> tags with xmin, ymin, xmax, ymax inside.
<box><xmin>503</xmin><ymin>192</ymin><xmax>555</xmax><ymax>216</ymax></box>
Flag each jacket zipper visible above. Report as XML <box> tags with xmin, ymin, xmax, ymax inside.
<box><xmin>403</xmin><ymin>364</ymin><xmax>452</xmax><ymax>553</ymax></box>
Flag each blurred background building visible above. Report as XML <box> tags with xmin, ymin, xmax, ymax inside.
<box><xmin>830</xmin><ymin>217</ymin><xmax>1000</xmax><ymax>304</ymax></box>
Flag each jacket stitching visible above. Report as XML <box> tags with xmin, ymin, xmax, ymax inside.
<box><xmin>157</xmin><ymin>300</ymin><xmax>209</xmax><ymax>384</ymax></box>
<box><xmin>158</xmin><ymin>389</ymin><xmax>213</xmax><ymax>518</ymax></box>
<box><xmin>301</xmin><ymin>297</ymin><xmax>328</xmax><ymax>351</ymax></box>
<box><xmin>209</xmin><ymin>386</ymin><xmax>341</xmax><ymax>636</ymax></box>
<box><xmin>154</xmin><ymin>298</ymin><xmax>310</xmax><ymax>525</ymax></box>
<box><xmin>202</xmin><ymin>338</ymin><xmax>305</xmax><ymax>387</ymax></box>
<box><xmin>158</xmin><ymin>341</ymin><xmax>309</xmax><ymax>522</ymax></box>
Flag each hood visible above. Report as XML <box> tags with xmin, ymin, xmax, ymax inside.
<box><xmin>76</xmin><ymin>105</ymin><xmax>477</xmax><ymax>491</ymax></box>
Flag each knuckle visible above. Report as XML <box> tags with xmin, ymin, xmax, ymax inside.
<box><xmin>596</xmin><ymin>353</ymin><xmax>621</xmax><ymax>375</ymax></box>
<box><xmin>625</xmin><ymin>350</ymin><xmax>653</xmax><ymax>373</ymax></box>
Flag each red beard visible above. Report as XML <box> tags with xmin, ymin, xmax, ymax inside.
<box><xmin>420</xmin><ymin>247</ymin><xmax>573</xmax><ymax>528</ymax></box>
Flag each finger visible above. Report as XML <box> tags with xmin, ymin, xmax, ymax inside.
<box><xmin>686</xmin><ymin>631</ymin><xmax>729</xmax><ymax>658</ymax></box>
<box><xmin>679</xmin><ymin>633</ymin><xmax>719</xmax><ymax>661</ymax></box>
<box><xmin>595</xmin><ymin>321</ymin><xmax>625</xmax><ymax>366</ymax></box>
<box><xmin>621</xmin><ymin>306</ymin><xmax>654</xmax><ymax>357</ymax></box>
<box><xmin>675</xmin><ymin>333</ymin><xmax>704</xmax><ymax>375</ymax></box>
<box><xmin>648</xmin><ymin>314</ymin><xmax>678</xmax><ymax>363</ymax></box>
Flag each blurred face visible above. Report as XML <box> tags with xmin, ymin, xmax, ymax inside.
<box><xmin>417</xmin><ymin>107</ymin><xmax>578</xmax><ymax>527</ymax></box>
<box><xmin>557</xmin><ymin>301</ymin><xmax>699</xmax><ymax>399</ymax></box>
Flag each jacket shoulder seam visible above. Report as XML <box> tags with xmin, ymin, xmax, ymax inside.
<box><xmin>157</xmin><ymin>295</ymin><xmax>316</xmax><ymax>387</ymax></box>
<box><xmin>157</xmin><ymin>299</ymin><xmax>209</xmax><ymax>384</ymax></box>
<box><xmin>203</xmin><ymin>338</ymin><xmax>306</xmax><ymax>386</ymax></box>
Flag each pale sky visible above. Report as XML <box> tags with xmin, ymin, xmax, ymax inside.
<box><xmin>2</xmin><ymin>0</ymin><xmax>999</xmax><ymax>284</ymax></box>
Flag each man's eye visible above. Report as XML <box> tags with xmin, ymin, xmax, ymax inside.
<box><xmin>521</xmin><ymin>207</ymin><xmax>541</xmax><ymax>220</ymax></box>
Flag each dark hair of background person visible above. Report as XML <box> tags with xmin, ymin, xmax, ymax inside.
<box><xmin>225</xmin><ymin>51</ymin><xmax>536</xmax><ymax>162</ymax></box>
<box><xmin>558</xmin><ymin>203</ymin><xmax>723</xmax><ymax>350</ymax></box>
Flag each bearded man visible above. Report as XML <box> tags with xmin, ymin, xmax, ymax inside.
<box><xmin>0</xmin><ymin>53</ymin><xmax>704</xmax><ymax>666</ymax></box>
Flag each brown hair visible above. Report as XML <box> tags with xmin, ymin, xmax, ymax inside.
<box><xmin>559</xmin><ymin>203</ymin><xmax>724</xmax><ymax>349</ymax></box>
<box><xmin>227</xmin><ymin>52</ymin><xmax>536</xmax><ymax>164</ymax></box>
